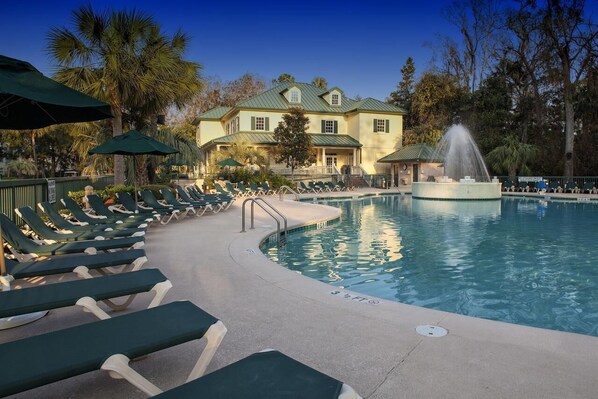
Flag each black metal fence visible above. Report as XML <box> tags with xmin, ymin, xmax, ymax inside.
<box><xmin>0</xmin><ymin>175</ymin><xmax>114</xmax><ymax>224</ymax></box>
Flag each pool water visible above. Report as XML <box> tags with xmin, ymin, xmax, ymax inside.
<box><xmin>263</xmin><ymin>196</ymin><xmax>598</xmax><ymax>336</ymax></box>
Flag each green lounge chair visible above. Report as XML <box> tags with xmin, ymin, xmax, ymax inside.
<box><xmin>298</xmin><ymin>181</ymin><xmax>311</xmax><ymax>193</ymax></box>
<box><xmin>191</xmin><ymin>184</ymin><xmax>234</xmax><ymax>202</ymax></box>
<box><xmin>0</xmin><ymin>269</ymin><xmax>171</xmax><ymax>321</ymax></box>
<box><xmin>115</xmin><ymin>192</ymin><xmax>179</xmax><ymax>225</ymax></box>
<box><xmin>4</xmin><ymin>248</ymin><xmax>147</xmax><ymax>280</ymax></box>
<box><xmin>261</xmin><ymin>182</ymin><xmax>275</xmax><ymax>195</ymax></box>
<box><xmin>159</xmin><ymin>188</ymin><xmax>202</xmax><ymax>216</ymax></box>
<box><xmin>548</xmin><ymin>181</ymin><xmax>561</xmax><ymax>193</ymax></box>
<box><xmin>214</xmin><ymin>183</ymin><xmax>237</xmax><ymax>198</ymax></box>
<box><xmin>225</xmin><ymin>182</ymin><xmax>244</xmax><ymax>197</ymax></box>
<box><xmin>16</xmin><ymin>206</ymin><xmax>145</xmax><ymax>242</ymax></box>
<box><xmin>337</xmin><ymin>181</ymin><xmax>351</xmax><ymax>191</ymax></box>
<box><xmin>502</xmin><ymin>179</ymin><xmax>514</xmax><ymax>192</ymax></box>
<box><xmin>154</xmin><ymin>350</ymin><xmax>361</xmax><ymax>399</ymax></box>
<box><xmin>38</xmin><ymin>202</ymin><xmax>147</xmax><ymax>233</ymax></box>
<box><xmin>0</xmin><ymin>213</ymin><xmax>144</xmax><ymax>258</ymax></box>
<box><xmin>327</xmin><ymin>181</ymin><xmax>341</xmax><ymax>191</ymax></box>
<box><xmin>140</xmin><ymin>190</ymin><xmax>189</xmax><ymax>220</ymax></box>
<box><xmin>61</xmin><ymin>197</ymin><xmax>150</xmax><ymax>229</ymax></box>
<box><xmin>188</xmin><ymin>186</ymin><xmax>234</xmax><ymax>210</ymax></box>
<box><xmin>175</xmin><ymin>187</ymin><xmax>222</xmax><ymax>213</ymax></box>
<box><xmin>0</xmin><ymin>301</ymin><xmax>226</xmax><ymax>397</ymax></box>
<box><xmin>516</xmin><ymin>181</ymin><xmax>529</xmax><ymax>192</ymax></box>
<box><xmin>317</xmin><ymin>181</ymin><xmax>331</xmax><ymax>192</ymax></box>
<box><xmin>237</xmin><ymin>182</ymin><xmax>254</xmax><ymax>196</ymax></box>
<box><xmin>563</xmin><ymin>181</ymin><xmax>579</xmax><ymax>193</ymax></box>
<box><xmin>86</xmin><ymin>194</ymin><xmax>153</xmax><ymax>223</ymax></box>
<box><xmin>581</xmin><ymin>181</ymin><xmax>596</xmax><ymax>194</ymax></box>
<box><xmin>309</xmin><ymin>181</ymin><xmax>322</xmax><ymax>193</ymax></box>
<box><xmin>249</xmin><ymin>181</ymin><xmax>265</xmax><ymax>196</ymax></box>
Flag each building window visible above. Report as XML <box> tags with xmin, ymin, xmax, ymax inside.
<box><xmin>255</xmin><ymin>117</ymin><xmax>265</xmax><ymax>130</ymax></box>
<box><xmin>331</xmin><ymin>93</ymin><xmax>339</xmax><ymax>105</ymax></box>
<box><xmin>373</xmin><ymin>119</ymin><xmax>389</xmax><ymax>133</ymax></box>
<box><xmin>226</xmin><ymin>123</ymin><xmax>230</xmax><ymax>134</ymax></box>
<box><xmin>289</xmin><ymin>89</ymin><xmax>300</xmax><ymax>103</ymax></box>
<box><xmin>324</xmin><ymin>120</ymin><xmax>334</xmax><ymax>133</ymax></box>
<box><xmin>235</xmin><ymin>116</ymin><xmax>240</xmax><ymax>132</ymax></box>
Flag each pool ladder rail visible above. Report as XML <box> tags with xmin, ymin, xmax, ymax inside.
<box><xmin>241</xmin><ymin>197</ymin><xmax>288</xmax><ymax>245</ymax></box>
<box><xmin>278</xmin><ymin>185</ymin><xmax>300</xmax><ymax>201</ymax></box>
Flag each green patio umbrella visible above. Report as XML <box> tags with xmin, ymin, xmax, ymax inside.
<box><xmin>0</xmin><ymin>55</ymin><xmax>112</xmax><ymax>129</ymax></box>
<box><xmin>0</xmin><ymin>54</ymin><xmax>112</xmax><ymax>328</ymax></box>
<box><xmin>216</xmin><ymin>157</ymin><xmax>244</xmax><ymax>180</ymax></box>
<box><xmin>89</xmin><ymin>130</ymin><xmax>179</xmax><ymax>209</ymax></box>
<box><xmin>0</xmin><ymin>55</ymin><xmax>112</xmax><ymax>278</ymax></box>
<box><xmin>216</xmin><ymin>157</ymin><xmax>244</xmax><ymax>167</ymax></box>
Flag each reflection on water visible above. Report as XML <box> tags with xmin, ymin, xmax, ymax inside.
<box><xmin>264</xmin><ymin>196</ymin><xmax>598</xmax><ymax>336</ymax></box>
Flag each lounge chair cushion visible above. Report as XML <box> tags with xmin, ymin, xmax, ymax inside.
<box><xmin>0</xmin><ymin>301</ymin><xmax>218</xmax><ymax>397</ymax></box>
<box><xmin>5</xmin><ymin>248</ymin><xmax>146</xmax><ymax>279</ymax></box>
<box><xmin>155</xmin><ymin>350</ymin><xmax>343</xmax><ymax>399</ymax></box>
<box><xmin>0</xmin><ymin>269</ymin><xmax>166</xmax><ymax>318</ymax></box>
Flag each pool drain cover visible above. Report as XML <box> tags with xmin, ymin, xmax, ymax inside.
<box><xmin>416</xmin><ymin>325</ymin><xmax>448</xmax><ymax>337</ymax></box>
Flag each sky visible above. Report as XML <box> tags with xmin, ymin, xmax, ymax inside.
<box><xmin>1</xmin><ymin>0</ymin><xmax>595</xmax><ymax>101</ymax></box>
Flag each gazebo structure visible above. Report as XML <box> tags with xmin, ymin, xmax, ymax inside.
<box><xmin>378</xmin><ymin>143</ymin><xmax>443</xmax><ymax>187</ymax></box>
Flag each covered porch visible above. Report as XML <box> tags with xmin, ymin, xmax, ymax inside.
<box><xmin>202</xmin><ymin>132</ymin><xmax>362</xmax><ymax>176</ymax></box>
<box><xmin>378</xmin><ymin>143</ymin><xmax>443</xmax><ymax>187</ymax></box>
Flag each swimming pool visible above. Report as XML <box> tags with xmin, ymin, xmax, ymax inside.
<box><xmin>263</xmin><ymin>196</ymin><xmax>598</xmax><ymax>336</ymax></box>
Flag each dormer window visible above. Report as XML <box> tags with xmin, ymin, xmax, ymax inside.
<box><xmin>331</xmin><ymin>93</ymin><xmax>339</xmax><ymax>105</ymax></box>
<box><xmin>289</xmin><ymin>89</ymin><xmax>301</xmax><ymax>103</ymax></box>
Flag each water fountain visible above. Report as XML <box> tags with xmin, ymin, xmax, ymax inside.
<box><xmin>412</xmin><ymin>124</ymin><xmax>501</xmax><ymax>200</ymax></box>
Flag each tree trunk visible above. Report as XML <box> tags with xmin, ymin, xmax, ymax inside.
<box><xmin>563</xmin><ymin>74</ymin><xmax>575</xmax><ymax>179</ymax></box>
<box><xmin>112</xmin><ymin>108</ymin><xmax>125</xmax><ymax>185</ymax></box>
<box><xmin>31</xmin><ymin>131</ymin><xmax>38</xmax><ymax>178</ymax></box>
<box><xmin>135</xmin><ymin>155</ymin><xmax>149</xmax><ymax>185</ymax></box>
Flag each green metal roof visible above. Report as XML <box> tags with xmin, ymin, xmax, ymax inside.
<box><xmin>197</xmin><ymin>106</ymin><xmax>232</xmax><ymax>120</ymax></box>
<box><xmin>378</xmin><ymin>143</ymin><xmax>442</xmax><ymax>163</ymax></box>
<box><xmin>197</xmin><ymin>83</ymin><xmax>405</xmax><ymax>120</ymax></box>
<box><xmin>203</xmin><ymin>131</ymin><xmax>362</xmax><ymax>148</ymax></box>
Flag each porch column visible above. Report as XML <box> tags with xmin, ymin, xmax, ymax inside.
<box><xmin>353</xmin><ymin>148</ymin><xmax>357</xmax><ymax>166</ymax></box>
<box><xmin>322</xmin><ymin>147</ymin><xmax>326</xmax><ymax>167</ymax></box>
<box><xmin>390</xmin><ymin>163</ymin><xmax>394</xmax><ymax>188</ymax></box>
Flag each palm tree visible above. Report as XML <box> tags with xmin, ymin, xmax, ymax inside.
<box><xmin>312</xmin><ymin>77</ymin><xmax>328</xmax><ymax>89</ymax></box>
<box><xmin>6</xmin><ymin>157</ymin><xmax>36</xmax><ymax>178</ymax></box>
<box><xmin>485</xmin><ymin>135</ymin><xmax>537</xmax><ymax>178</ymax></box>
<box><xmin>211</xmin><ymin>140</ymin><xmax>268</xmax><ymax>173</ymax></box>
<box><xmin>48</xmin><ymin>5</ymin><xmax>202</xmax><ymax>185</ymax></box>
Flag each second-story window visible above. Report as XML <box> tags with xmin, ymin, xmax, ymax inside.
<box><xmin>255</xmin><ymin>117</ymin><xmax>265</xmax><ymax>130</ymax></box>
<box><xmin>324</xmin><ymin>120</ymin><xmax>335</xmax><ymax>133</ymax></box>
<box><xmin>331</xmin><ymin>93</ymin><xmax>339</xmax><ymax>105</ymax></box>
<box><xmin>377</xmin><ymin>119</ymin><xmax>387</xmax><ymax>132</ymax></box>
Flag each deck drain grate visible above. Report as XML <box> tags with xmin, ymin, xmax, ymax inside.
<box><xmin>416</xmin><ymin>325</ymin><xmax>448</xmax><ymax>338</ymax></box>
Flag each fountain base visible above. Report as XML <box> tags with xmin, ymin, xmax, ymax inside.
<box><xmin>412</xmin><ymin>182</ymin><xmax>502</xmax><ymax>200</ymax></box>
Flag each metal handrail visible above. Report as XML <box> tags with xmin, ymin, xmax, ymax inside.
<box><xmin>278</xmin><ymin>185</ymin><xmax>299</xmax><ymax>201</ymax></box>
<box><xmin>240</xmin><ymin>198</ymin><xmax>288</xmax><ymax>242</ymax></box>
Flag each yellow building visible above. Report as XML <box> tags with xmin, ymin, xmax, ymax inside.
<box><xmin>196</xmin><ymin>82</ymin><xmax>405</xmax><ymax>176</ymax></box>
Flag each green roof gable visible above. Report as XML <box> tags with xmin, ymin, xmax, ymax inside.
<box><xmin>197</xmin><ymin>106</ymin><xmax>232</xmax><ymax>120</ymax></box>
<box><xmin>197</xmin><ymin>83</ymin><xmax>405</xmax><ymax>120</ymax></box>
<box><xmin>203</xmin><ymin>131</ymin><xmax>362</xmax><ymax>148</ymax></box>
<box><xmin>378</xmin><ymin>143</ymin><xmax>441</xmax><ymax>163</ymax></box>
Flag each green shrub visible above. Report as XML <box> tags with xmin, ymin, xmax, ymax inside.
<box><xmin>68</xmin><ymin>183</ymin><xmax>172</xmax><ymax>205</ymax></box>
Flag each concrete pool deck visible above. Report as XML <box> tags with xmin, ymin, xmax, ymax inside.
<box><xmin>3</xmin><ymin>188</ymin><xmax>597</xmax><ymax>398</ymax></box>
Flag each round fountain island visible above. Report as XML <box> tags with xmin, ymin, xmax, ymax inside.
<box><xmin>412</xmin><ymin>124</ymin><xmax>502</xmax><ymax>200</ymax></box>
<box><xmin>412</xmin><ymin>179</ymin><xmax>502</xmax><ymax>200</ymax></box>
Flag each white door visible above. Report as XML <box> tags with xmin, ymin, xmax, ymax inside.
<box><xmin>326</xmin><ymin>155</ymin><xmax>337</xmax><ymax>174</ymax></box>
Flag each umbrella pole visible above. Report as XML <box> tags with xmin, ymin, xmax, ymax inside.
<box><xmin>133</xmin><ymin>155</ymin><xmax>138</xmax><ymax>212</ymax></box>
<box><xmin>0</xmin><ymin>221</ymin><xmax>5</xmax><ymax>277</ymax></box>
